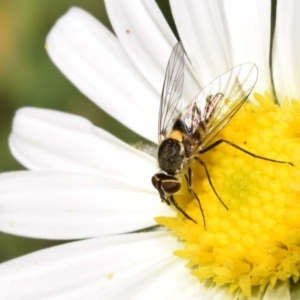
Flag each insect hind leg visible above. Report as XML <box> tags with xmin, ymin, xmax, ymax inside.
<box><xmin>199</xmin><ymin>139</ymin><xmax>294</xmax><ymax>166</ymax></box>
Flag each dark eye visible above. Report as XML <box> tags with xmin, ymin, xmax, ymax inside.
<box><xmin>152</xmin><ymin>173</ymin><xmax>181</xmax><ymax>195</ymax></box>
<box><xmin>161</xmin><ymin>179</ymin><xmax>180</xmax><ymax>194</ymax></box>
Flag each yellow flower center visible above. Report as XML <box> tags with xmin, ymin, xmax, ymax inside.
<box><xmin>156</xmin><ymin>93</ymin><xmax>300</xmax><ymax>298</ymax></box>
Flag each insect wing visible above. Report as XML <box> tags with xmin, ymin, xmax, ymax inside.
<box><xmin>182</xmin><ymin>63</ymin><xmax>258</xmax><ymax>151</ymax></box>
<box><xmin>158</xmin><ymin>42</ymin><xmax>185</xmax><ymax>143</ymax></box>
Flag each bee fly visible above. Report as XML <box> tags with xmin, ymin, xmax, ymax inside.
<box><xmin>152</xmin><ymin>41</ymin><xmax>293</xmax><ymax>228</ymax></box>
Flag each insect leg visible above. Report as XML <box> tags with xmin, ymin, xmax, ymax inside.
<box><xmin>169</xmin><ymin>195</ymin><xmax>198</xmax><ymax>224</ymax></box>
<box><xmin>184</xmin><ymin>167</ymin><xmax>207</xmax><ymax>229</ymax></box>
<box><xmin>199</xmin><ymin>139</ymin><xmax>294</xmax><ymax>166</ymax></box>
<box><xmin>184</xmin><ymin>167</ymin><xmax>192</xmax><ymax>193</ymax></box>
<box><xmin>194</xmin><ymin>157</ymin><xmax>228</xmax><ymax>210</ymax></box>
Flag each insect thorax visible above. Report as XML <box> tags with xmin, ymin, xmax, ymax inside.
<box><xmin>172</xmin><ymin>119</ymin><xmax>201</xmax><ymax>158</ymax></box>
<box><xmin>158</xmin><ymin>138</ymin><xmax>185</xmax><ymax>175</ymax></box>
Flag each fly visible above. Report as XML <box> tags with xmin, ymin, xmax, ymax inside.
<box><xmin>151</xmin><ymin>41</ymin><xmax>293</xmax><ymax>228</ymax></box>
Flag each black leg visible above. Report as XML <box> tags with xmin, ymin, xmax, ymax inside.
<box><xmin>185</xmin><ymin>167</ymin><xmax>192</xmax><ymax>193</ymax></box>
<box><xmin>199</xmin><ymin>139</ymin><xmax>294</xmax><ymax>166</ymax></box>
<box><xmin>194</xmin><ymin>157</ymin><xmax>228</xmax><ymax>210</ymax></box>
<box><xmin>169</xmin><ymin>195</ymin><xmax>198</xmax><ymax>224</ymax></box>
<box><xmin>184</xmin><ymin>167</ymin><xmax>206</xmax><ymax>229</ymax></box>
<box><xmin>190</xmin><ymin>190</ymin><xmax>206</xmax><ymax>229</ymax></box>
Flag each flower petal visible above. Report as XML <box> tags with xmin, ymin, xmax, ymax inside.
<box><xmin>104</xmin><ymin>0</ymin><xmax>176</xmax><ymax>93</ymax></box>
<box><xmin>262</xmin><ymin>281</ymin><xmax>290</xmax><ymax>300</ymax></box>
<box><xmin>9</xmin><ymin>107</ymin><xmax>156</xmax><ymax>186</ymax></box>
<box><xmin>170</xmin><ymin>0</ymin><xmax>272</xmax><ymax>94</ymax></box>
<box><xmin>0</xmin><ymin>171</ymin><xmax>173</xmax><ymax>239</ymax></box>
<box><xmin>46</xmin><ymin>7</ymin><xmax>158</xmax><ymax>143</ymax></box>
<box><xmin>273</xmin><ymin>0</ymin><xmax>300</xmax><ymax>102</ymax></box>
<box><xmin>0</xmin><ymin>232</ymin><xmax>234</xmax><ymax>299</ymax></box>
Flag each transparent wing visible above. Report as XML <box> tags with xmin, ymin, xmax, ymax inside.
<box><xmin>180</xmin><ymin>63</ymin><xmax>258</xmax><ymax>152</ymax></box>
<box><xmin>158</xmin><ymin>41</ymin><xmax>185</xmax><ymax>143</ymax></box>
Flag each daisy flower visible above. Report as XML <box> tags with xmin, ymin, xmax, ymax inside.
<box><xmin>0</xmin><ymin>1</ymin><xmax>300</xmax><ymax>299</ymax></box>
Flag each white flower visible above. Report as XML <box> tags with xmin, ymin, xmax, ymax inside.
<box><xmin>0</xmin><ymin>1</ymin><xmax>299</xmax><ymax>299</ymax></box>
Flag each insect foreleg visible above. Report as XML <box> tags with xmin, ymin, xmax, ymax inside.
<box><xmin>199</xmin><ymin>139</ymin><xmax>294</xmax><ymax>166</ymax></box>
<box><xmin>194</xmin><ymin>157</ymin><xmax>228</xmax><ymax>210</ymax></box>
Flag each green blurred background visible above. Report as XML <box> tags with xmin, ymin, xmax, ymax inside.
<box><xmin>0</xmin><ymin>1</ymin><xmax>175</xmax><ymax>263</ymax></box>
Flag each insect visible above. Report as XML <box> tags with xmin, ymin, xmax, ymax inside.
<box><xmin>151</xmin><ymin>41</ymin><xmax>293</xmax><ymax>228</ymax></box>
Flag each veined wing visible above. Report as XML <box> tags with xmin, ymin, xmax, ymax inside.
<box><xmin>158</xmin><ymin>41</ymin><xmax>185</xmax><ymax>143</ymax></box>
<box><xmin>180</xmin><ymin>63</ymin><xmax>258</xmax><ymax>152</ymax></box>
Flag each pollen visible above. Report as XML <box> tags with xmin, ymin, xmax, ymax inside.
<box><xmin>156</xmin><ymin>94</ymin><xmax>300</xmax><ymax>298</ymax></box>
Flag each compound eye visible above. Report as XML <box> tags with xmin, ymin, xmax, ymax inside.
<box><xmin>152</xmin><ymin>173</ymin><xmax>181</xmax><ymax>195</ymax></box>
<box><xmin>151</xmin><ymin>175</ymin><xmax>159</xmax><ymax>189</ymax></box>
<box><xmin>161</xmin><ymin>178</ymin><xmax>180</xmax><ymax>194</ymax></box>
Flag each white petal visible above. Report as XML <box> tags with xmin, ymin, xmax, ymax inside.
<box><xmin>273</xmin><ymin>1</ymin><xmax>300</xmax><ymax>102</ymax></box>
<box><xmin>46</xmin><ymin>7</ymin><xmax>158</xmax><ymax>143</ymax></box>
<box><xmin>0</xmin><ymin>232</ymin><xmax>234</xmax><ymax>300</ymax></box>
<box><xmin>170</xmin><ymin>0</ymin><xmax>230</xmax><ymax>82</ymax></box>
<box><xmin>290</xmin><ymin>282</ymin><xmax>300</xmax><ymax>299</ymax></box>
<box><xmin>105</xmin><ymin>0</ymin><xmax>177</xmax><ymax>93</ymax></box>
<box><xmin>0</xmin><ymin>171</ymin><xmax>173</xmax><ymax>239</ymax></box>
<box><xmin>263</xmin><ymin>281</ymin><xmax>290</xmax><ymax>299</ymax></box>
<box><xmin>9</xmin><ymin>107</ymin><xmax>156</xmax><ymax>186</ymax></box>
<box><xmin>170</xmin><ymin>0</ymin><xmax>271</xmax><ymax>94</ymax></box>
